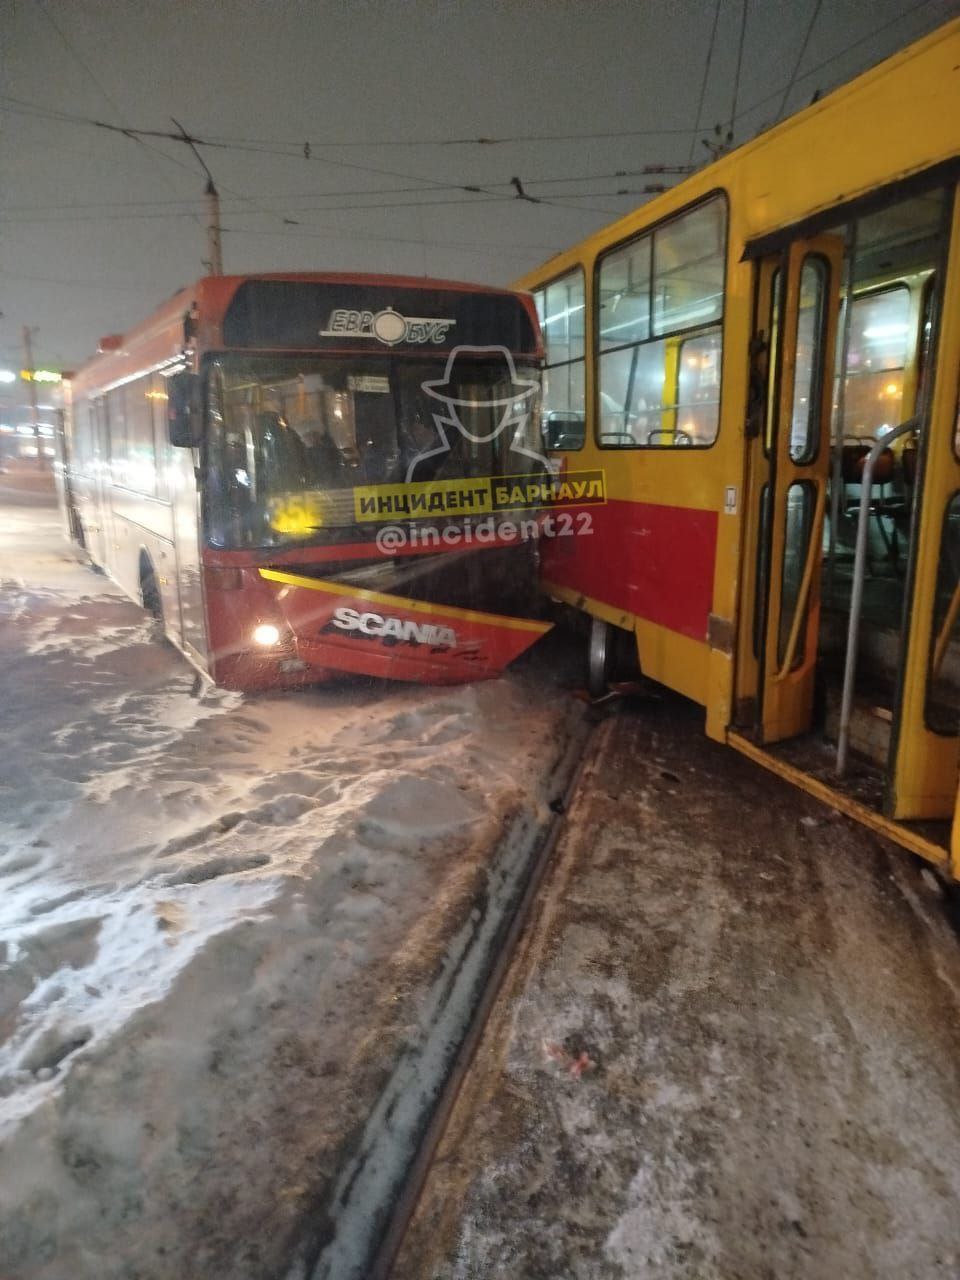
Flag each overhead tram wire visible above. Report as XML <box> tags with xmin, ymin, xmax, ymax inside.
<box><xmin>0</xmin><ymin>196</ymin><xmax>515</xmax><ymax>226</ymax></box>
<box><xmin>30</xmin><ymin>1</ymin><xmax>206</xmax><ymax>234</ymax></box>
<box><xmin>167</xmin><ymin>115</ymin><xmax>298</xmax><ymax>234</ymax></box>
<box><xmin>688</xmin><ymin>0</ymin><xmax>723</xmax><ymax>163</ymax></box>
<box><xmin>0</xmin><ymin>95</ymin><xmax>698</xmax><ymax>151</ymax></box>
<box><xmin>0</xmin><ymin>0</ymin><xmax>945</xmax><ymax>159</ymax></box>
<box><xmin>0</xmin><ymin>166</ymin><xmax>691</xmax><ymax>218</ymax></box>
<box><xmin>17</xmin><ymin>11</ymin><xmax>309</xmax><ymax>255</ymax></box>
<box><xmin>726</xmin><ymin>0</ymin><xmax>749</xmax><ymax>147</ymax></box>
<box><xmin>0</xmin><ymin>99</ymin><xmax>506</xmax><ymax>226</ymax></box>
<box><xmin>0</xmin><ymin>168</ymin><xmax>693</xmax><ymax>221</ymax></box>
<box><xmin>5</xmin><ymin>0</ymin><xmax>942</xmax><ymax>240</ymax></box>
<box><xmin>776</xmin><ymin>0</ymin><xmax>825</xmax><ymax>120</ymax></box>
<box><xmin>0</xmin><ymin>183</ymin><xmax>677</xmax><ymax>227</ymax></box>
<box><xmin>0</xmin><ymin>100</ymin><xmax>510</xmax><ymax>206</ymax></box>
<box><xmin>218</xmin><ymin>224</ymin><xmax>566</xmax><ymax>256</ymax></box>
<box><xmin>728</xmin><ymin>0</ymin><xmax>939</xmax><ymax>129</ymax></box>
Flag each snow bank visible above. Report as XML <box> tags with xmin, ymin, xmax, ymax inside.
<box><xmin>0</xmin><ymin>508</ymin><xmax>579</xmax><ymax>1278</ymax></box>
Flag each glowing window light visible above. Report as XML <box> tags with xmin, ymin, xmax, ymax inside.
<box><xmin>862</xmin><ymin>324</ymin><xmax>909</xmax><ymax>340</ymax></box>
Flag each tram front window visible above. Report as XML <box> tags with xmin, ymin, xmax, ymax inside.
<box><xmin>203</xmin><ymin>354</ymin><xmax>542</xmax><ymax>548</ymax></box>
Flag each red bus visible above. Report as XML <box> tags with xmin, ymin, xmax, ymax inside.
<box><xmin>60</xmin><ymin>273</ymin><xmax>552</xmax><ymax>690</ymax></box>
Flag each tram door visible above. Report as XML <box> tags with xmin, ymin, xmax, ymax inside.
<box><xmin>748</xmin><ymin>236</ymin><xmax>844</xmax><ymax>744</ymax></box>
<box><xmin>888</xmin><ymin>186</ymin><xmax>960</xmax><ymax>823</ymax></box>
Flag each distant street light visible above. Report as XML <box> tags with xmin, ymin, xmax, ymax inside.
<box><xmin>0</xmin><ymin>370</ymin><xmax>16</xmax><ymax>384</ymax></box>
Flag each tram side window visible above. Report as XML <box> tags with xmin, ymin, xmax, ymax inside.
<box><xmin>533</xmin><ymin>269</ymin><xmax>586</xmax><ymax>451</ymax></box>
<box><xmin>597</xmin><ymin>194</ymin><xmax>726</xmax><ymax>448</ymax></box>
<box><xmin>789</xmin><ymin>256</ymin><xmax>829</xmax><ymax>464</ymax></box>
<box><xmin>678</xmin><ymin>331</ymin><xmax>722</xmax><ymax>447</ymax></box>
<box><xmin>838</xmin><ymin>285</ymin><xmax>911</xmax><ymax>440</ymax></box>
<box><xmin>652</xmin><ymin>198</ymin><xmax>725</xmax><ymax>336</ymax></box>
<box><xmin>599</xmin><ymin>238</ymin><xmax>651</xmax><ymax>349</ymax></box>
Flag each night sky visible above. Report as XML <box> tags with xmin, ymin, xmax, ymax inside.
<box><xmin>3</xmin><ymin>0</ymin><xmax>957</xmax><ymax>378</ymax></box>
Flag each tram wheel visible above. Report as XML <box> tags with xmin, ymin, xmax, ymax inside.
<box><xmin>587</xmin><ymin>616</ymin><xmax>641</xmax><ymax>698</ymax></box>
<box><xmin>588</xmin><ymin>617</ymin><xmax>615</xmax><ymax>698</ymax></box>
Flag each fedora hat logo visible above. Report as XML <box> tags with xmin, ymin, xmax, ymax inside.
<box><xmin>421</xmin><ymin>345</ymin><xmax>539</xmax><ymax>413</ymax></box>
<box><xmin>406</xmin><ymin>344</ymin><xmax>547</xmax><ymax>480</ymax></box>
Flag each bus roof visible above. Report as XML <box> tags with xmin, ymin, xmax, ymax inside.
<box><xmin>72</xmin><ymin>272</ymin><xmax>541</xmax><ymax>398</ymax></box>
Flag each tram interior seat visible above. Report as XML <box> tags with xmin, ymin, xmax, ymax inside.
<box><xmin>835</xmin><ymin>435</ymin><xmax>911</xmax><ymax>572</ymax></box>
<box><xmin>542</xmin><ymin>411</ymin><xmax>586</xmax><ymax>451</ymax></box>
<box><xmin>824</xmin><ymin>450</ymin><xmax>909</xmax><ymax>642</ymax></box>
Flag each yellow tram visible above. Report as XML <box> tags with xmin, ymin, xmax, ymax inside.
<box><xmin>515</xmin><ymin>19</ymin><xmax>960</xmax><ymax>875</ymax></box>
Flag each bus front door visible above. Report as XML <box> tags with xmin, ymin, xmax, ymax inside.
<box><xmin>170</xmin><ymin>443</ymin><xmax>207</xmax><ymax>668</ymax></box>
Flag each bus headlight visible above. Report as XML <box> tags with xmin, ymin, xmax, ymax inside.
<box><xmin>253</xmin><ymin>623</ymin><xmax>281</xmax><ymax>647</ymax></box>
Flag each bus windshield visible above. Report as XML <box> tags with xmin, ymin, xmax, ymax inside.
<box><xmin>204</xmin><ymin>353</ymin><xmax>543</xmax><ymax>549</ymax></box>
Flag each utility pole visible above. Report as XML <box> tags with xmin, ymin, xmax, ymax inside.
<box><xmin>205</xmin><ymin>178</ymin><xmax>223</xmax><ymax>276</ymax></box>
<box><xmin>170</xmin><ymin>119</ymin><xmax>224</xmax><ymax>276</ymax></box>
<box><xmin>21</xmin><ymin>325</ymin><xmax>43</xmax><ymax>467</ymax></box>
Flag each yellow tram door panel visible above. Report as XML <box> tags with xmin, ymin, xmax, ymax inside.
<box><xmin>733</xmin><ymin>256</ymin><xmax>780</xmax><ymax>724</ymax></box>
<box><xmin>889</xmin><ymin>185</ymin><xmax>960</xmax><ymax>822</ymax></box>
<box><xmin>760</xmin><ymin>234</ymin><xmax>844</xmax><ymax>744</ymax></box>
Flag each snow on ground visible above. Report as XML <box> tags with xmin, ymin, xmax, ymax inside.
<box><xmin>0</xmin><ymin>486</ymin><xmax>579</xmax><ymax>1279</ymax></box>
<box><xmin>395</xmin><ymin>701</ymin><xmax>960</xmax><ymax>1280</ymax></box>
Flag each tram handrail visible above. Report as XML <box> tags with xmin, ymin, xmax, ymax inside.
<box><xmin>775</xmin><ymin>482</ymin><xmax>827</xmax><ymax>681</ymax></box>
<box><xmin>836</xmin><ymin>418</ymin><xmax>918</xmax><ymax>777</ymax></box>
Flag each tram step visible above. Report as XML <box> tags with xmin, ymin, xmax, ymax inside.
<box><xmin>823</xmin><ymin>695</ymin><xmax>892</xmax><ymax>767</ymax></box>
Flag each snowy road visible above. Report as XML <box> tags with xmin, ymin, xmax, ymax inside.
<box><xmin>0</xmin><ymin>484</ymin><xmax>581</xmax><ymax>1279</ymax></box>
<box><xmin>395</xmin><ymin>700</ymin><xmax>960</xmax><ymax>1280</ymax></box>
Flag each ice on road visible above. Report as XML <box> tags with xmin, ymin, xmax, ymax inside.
<box><xmin>395</xmin><ymin>704</ymin><xmax>960</xmax><ymax>1280</ymax></box>
<box><xmin>0</xmin><ymin>494</ymin><xmax>575</xmax><ymax>1278</ymax></box>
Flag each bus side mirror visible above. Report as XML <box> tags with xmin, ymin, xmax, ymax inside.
<box><xmin>168</xmin><ymin>371</ymin><xmax>202</xmax><ymax>447</ymax></box>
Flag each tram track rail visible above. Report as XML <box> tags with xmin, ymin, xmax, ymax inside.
<box><xmin>366</xmin><ymin>712</ymin><xmax>608</xmax><ymax>1280</ymax></box>
<box><xmin>282</xmin><ymin>697</ymin><xmax>604</xmax><ymax>1280</ymax></box>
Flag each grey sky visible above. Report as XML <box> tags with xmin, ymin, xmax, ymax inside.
<box><xmin>2</xmin><ymin>0</ymin><xmax>957</xmax><ymax>376</ymax></box>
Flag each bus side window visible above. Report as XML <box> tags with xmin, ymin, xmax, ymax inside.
<box><xmin>124</xmin><ymin>374</ymin><xmax>158</xmax><ymax>497</ymax></box>
<box><xmin>73</xmin><ymin>400</ymin><xmax>95</xmax><ymax>475</ymax></box>
<box><xmin>149</xmin><ymin>373</ymin><xmax>170</xmax><ymax>501</ymax></box>
<box><xmin>107</xmin><ymin>387</ymin><xmax>127</xmax><ymax>488</ymax></box>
